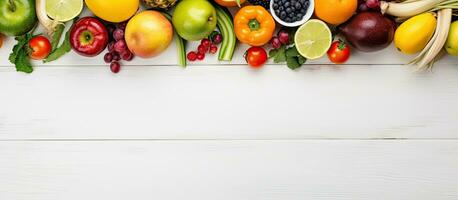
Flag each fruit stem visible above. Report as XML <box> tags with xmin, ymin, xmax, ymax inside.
<box><xmin>8</xmin><ymin>0</ymin><xmax>16</xmax><ymax>12</ymax></box>
<box><xmin>248</xmin><ymin>19</ymin><xmax>261</xmax><ymax>31</ymax></box>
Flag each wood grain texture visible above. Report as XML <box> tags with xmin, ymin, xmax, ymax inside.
<box><xmin>1</xmin><ymin>140</ymin><xmax>457</xmax><ymax>200</ymax></box>
<box><xmin>0</xmin><ymin>65</ymin><xmax>457</xmax><ymax>139</ymax></box>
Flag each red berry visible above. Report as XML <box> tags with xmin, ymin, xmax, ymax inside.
<box><xmin>197</xmin><ymin>52</ymin><xmax>205</xmax><ymax>60</ymax></box>
<box><xmin>114</xmin><ymin>40</ymin><xmax>127</xmax><ymax>53</ymax></box>
<box><xmin>366</xmin><ymin>0</ymin><xmax>380</xmax><ymax>9</ymax></box>
<box><xmin>187</xmin><ymin>51</ymin><xmax>198</xmax><ymax>61</ymax></box>
<box><xmin>201</xmin><ymin>38</ymin><xmax>211</xmax><ymax>47</ymax></box>
<box><xmin>278</xmin><ymin>30</ymin><xmax>290</xmax><ymax>45</ymax></box>
<box><xmin>209</xmin><ymin>45</ymin><xmax>218</xmax><ymax>54</ymax></box>
<box><xmin>104</xmin><ymin>53</ymin><xmax>113</xmax><ymax>63</ymax></box>
<box><xmin>112</xmin><ymin>52</ymin><xmax>121</xmax><ymax>61</ymax></box>
<box><xmin>121</xmin><ymin>51</ymin><xmax>134</xmax><ymax>61</ymax></box>
<box><xmin>110</xmin><ymin>61</ymin><xmax>121</xmax><ymax>73</ymax></box>
<box><xmin>107</xmin><ymin>42</ymin><xmax>115</xmax><ymax>52</ymax></box>
<box><xmin>212</xmin><ymin>34</ymin><xmax>223</xmax><ymax>45</ymax></box>
<box><xmin>271</xmin><ymin>37</ymin><xmax>282</xmax><ymax>49</ymax></box>
<box><xmin>113</xmin><ymin>29</ymin><xmax>125</xmax><ymax>41</ymax></box>
<box><xmin>197</xmin><ymin>44</ymin><xmax>208</xmax><ymax>54</ymax></box>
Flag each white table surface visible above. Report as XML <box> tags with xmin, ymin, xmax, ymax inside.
<box><xmin>1</xmin><ymin>21</ymin><xmax>458</xmax><ymax>199</ymax></box>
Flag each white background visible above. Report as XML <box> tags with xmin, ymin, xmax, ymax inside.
<box><xmin>1</xmin><ymin>16</ymin><xmax>458</xmax><ymax>199</ymax></box>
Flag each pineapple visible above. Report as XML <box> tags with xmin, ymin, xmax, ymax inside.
<box><xmin>142</xmin><ymin>0</ymin><xmax>179</xmax><ymax>10</ymax></box>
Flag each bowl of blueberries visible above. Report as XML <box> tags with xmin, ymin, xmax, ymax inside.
<box><xmin>270</xmin><ymin>0</ymin><xmax>314</xmax><ymax>27</ymax></box>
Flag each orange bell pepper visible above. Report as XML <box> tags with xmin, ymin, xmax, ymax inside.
<box><xmin>234</xmin><ymin>6</ymin><xmax>276</xmax><ymax>47</ymax></box>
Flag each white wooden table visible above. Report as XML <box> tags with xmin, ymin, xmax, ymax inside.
<box><xmin>1</xmin><ymin>29</ymin><xmax>458</xmax><ymax>199</ymax></box>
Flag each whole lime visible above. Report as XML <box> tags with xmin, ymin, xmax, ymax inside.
<box><xmin>0</xmin><ymin>0</ymin><xmax>37</xmax><ymax>36</ymax></box>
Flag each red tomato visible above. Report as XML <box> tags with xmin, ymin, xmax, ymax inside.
<box><xmin>29</xmin><ymin>36</ymin><xmax>52</xmax><ymax>60</ymax></box>
<box><xmin>327</xmin><ymin>40</ymin><xmax>350</xmax><ymax>64</ymax></box>
<box><xmin>245</xmin><ymin>46</ymin><xmax>268</xmax><ymax>68</ymax></box>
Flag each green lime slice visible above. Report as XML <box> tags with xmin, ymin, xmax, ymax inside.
<box><xmin>46</xmin><ymin>0</ymin><xmax>83</xmax><ymax>22</ymax></box>
<box><xmin>294</xmin><ymin>19</ymin><xmax>332</xmax><ymax>60</ymax></box>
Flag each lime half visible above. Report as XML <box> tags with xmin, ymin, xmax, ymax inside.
<box><xmin>46</xmin><ymin>0</ymin><xmax>83</xmax><ymax>22</ymax></box>
<box><xmin>294</xmin><ymin>19</ymin><xmax>332</xmax><ymax>60</ymax></box>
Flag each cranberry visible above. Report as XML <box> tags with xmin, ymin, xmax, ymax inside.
<box><xmin>197</xmin><ymin>44</ymin><xmax>208</xmax><ymax>54</ymax></box>
<box><xmin>201</xmin><ymin>38</ymin><xmax>211</xmax><ymax>47</ymax></box>
<box><xmin>187</xmin><ymin>51</ymin><xmax>198</xmax><ymax>61</ymax></box>
<box><xmin>209</xmin><ymin>45</ymin><xmax>218</xmax><ymax>54</ymax></box>
<box><xmin>197</xmin><ymin>52</ymin><xmax>205</xmax><ymax>61</ymax></box>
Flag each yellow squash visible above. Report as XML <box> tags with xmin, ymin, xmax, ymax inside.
<box><xmin>85</xmin><ymin>0</ymin><xmax>139</xmax><ymax>23</ymax></box>
<box><xmin>394</xmin><ymin>12</ymin><xmax>437</xmax><ymax>55</ymax></box>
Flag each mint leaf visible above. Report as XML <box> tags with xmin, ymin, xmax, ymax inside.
<box><xmin>286</xmin><ymin>47</ymin><xmax>299</xmax><ymax>57</ymax></box>
<box><xmin>15</xmin><ymin>50</ymin><xmax>33</xmax><ymax>73</ymax></box>
<box><xmin>9</xmin><ymin>34</ymin><xmax>34</xmax><ymax>73</ymax></box>
<box><xmin>298</xmin><ymin>56</ymin><xmax>307</xmax><ymax>65</ymax></box>
<box><xmin>286</xmin><ymin>56</ymin><xmax>301</xmax><ymax>70</ymax></box>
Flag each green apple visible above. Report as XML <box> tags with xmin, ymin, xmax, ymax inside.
<box><xmin>172</xmin><ymin>0</ymin><xmax>217</xmax><ymax>41</ymax></box>
<box><xmin>445</xmin><ymin>21</ymin><xmax>458</xmax><ymax>56</ymax></box>
<box><xmin>0</xmin><ymin>0</ymin><xmax>37</xmax><ymax>36</ymax></box>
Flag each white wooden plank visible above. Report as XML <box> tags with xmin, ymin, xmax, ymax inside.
<box><xmin>1</xmin><ymin>65</ymin><xmax>457</xmax><ymax>139</ymax></box>
<box><xmin>1</xmin><ymin>140</ymin><xmax>457</xmax><ymax>200</ymax></box>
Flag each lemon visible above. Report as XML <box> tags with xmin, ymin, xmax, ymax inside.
<box><xmin>46</xmin><ymin>0</ymin><xmax>83</xmax><ymax>22</ymax></box>
<box><xmin>294</xmin><ymin>19</ymin><xmax>332</xmax><ymax>59</ymax></box>
<box><xmin>394</xmin><ymin>12</ymin><xmax>437</xmax><ymax>55</ymax></box>
<box><xmin>85</xmin><ymin>0</ymin><xmax>139</xmax><ymax>23</ymax></box>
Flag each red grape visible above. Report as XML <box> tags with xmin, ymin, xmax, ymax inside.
<box><xmin>104</xmin><ymin>53</ymin><xmax>113</xmax><ymax>63</ymax></box>
<box><xmin>366</xmin><ymin>0</ymin><xmax>380</xmax><ymax>9</ymax></box>
<box><xmin>187</xmin><ymin>51</ymin><xmax>197</xmax><ymax>61</ymax></box>
<box><xmin>112</xmin><ymin>52</ymin><xmax>121</xmax><ymax>61</ymax></box>
<box><xmin>197</xmin><ymin>52</ymin><xmax>205</xmax><ymax>60</ymax></box>
<box><xmin>110</xmin><ymin>61</ymin><xmax>121</xmax><ymax>73</ymax></box>
<box><xmin>114</xmin><ymin>40</ymin><xmax>127</xmax><ymax>53</ymax></box>
<box><xmin>277</xmin><ymin>30</ymin><xmax>289</xmax><ymax>45</ymax></box>
<box><xmin>121</xmin><ymin>51</ymin><xmax>134</xmax><ymax>61</ymax></box>
<box><xmin>211</xmin><ymin>34</ymin><xmax>223</xmax><ymax>45</ymax></box>
<box><xmin>113</xmin><ymin>29</ymin><xmax>125</xmax><ymax>41</ymax></box>
<box><xmin>107</xmin><ymin>41</ymin><xmax>115</xmax><ymax>52</ymax></box>
<box><xmin>209</xmin><ymin>45</ymin><xmax>218</xmax><ymax>54</ymax></box>
<box><xmin>270</xmin><ymin>37</ymin><xmax>282</xmax><ymax>49</ymax></box>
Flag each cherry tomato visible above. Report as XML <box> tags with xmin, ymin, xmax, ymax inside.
<box><xmin>245</xmin><ymin>46</ymin><xmax>268</xmax><ymax>68</ymax></box>
<box><xmin>327</xmin><ymin>40</ymin><xmax>350</xmax><ymax>64</ymax></box>
<box><xmin>29</xmin><ymin>36</ymin><xmax>52</xmax><ymax>60</ymax></box>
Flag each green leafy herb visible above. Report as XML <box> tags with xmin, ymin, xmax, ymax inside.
<box><xmin>44</xmin><ymin>27</ymin><xmax>72</xmax><ymax>63</ymax></box>
<box><xmin>9</xmin><ymin>33</ymin><xmax>34</xmax><ymax>73</ymax></box>
<box><xmin>269</xmin><ymin>45</ymin><xmax>306</xmax><ymax>70</ymax></box>
<box><xmin>269</xmin><ymin>45</ymin><xmax>286</xmax><ymax>63</ymax></box>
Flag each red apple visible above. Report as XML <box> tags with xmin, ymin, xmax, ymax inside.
<box><xmin>125</xmin><ymin>11</ymin><xmax>173</xmax><ymax>58</ymax></box>
<box><xmin>70</xmin><ymin>17</ymin><xmax>109</xmax><ymax>57</ymax></box>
